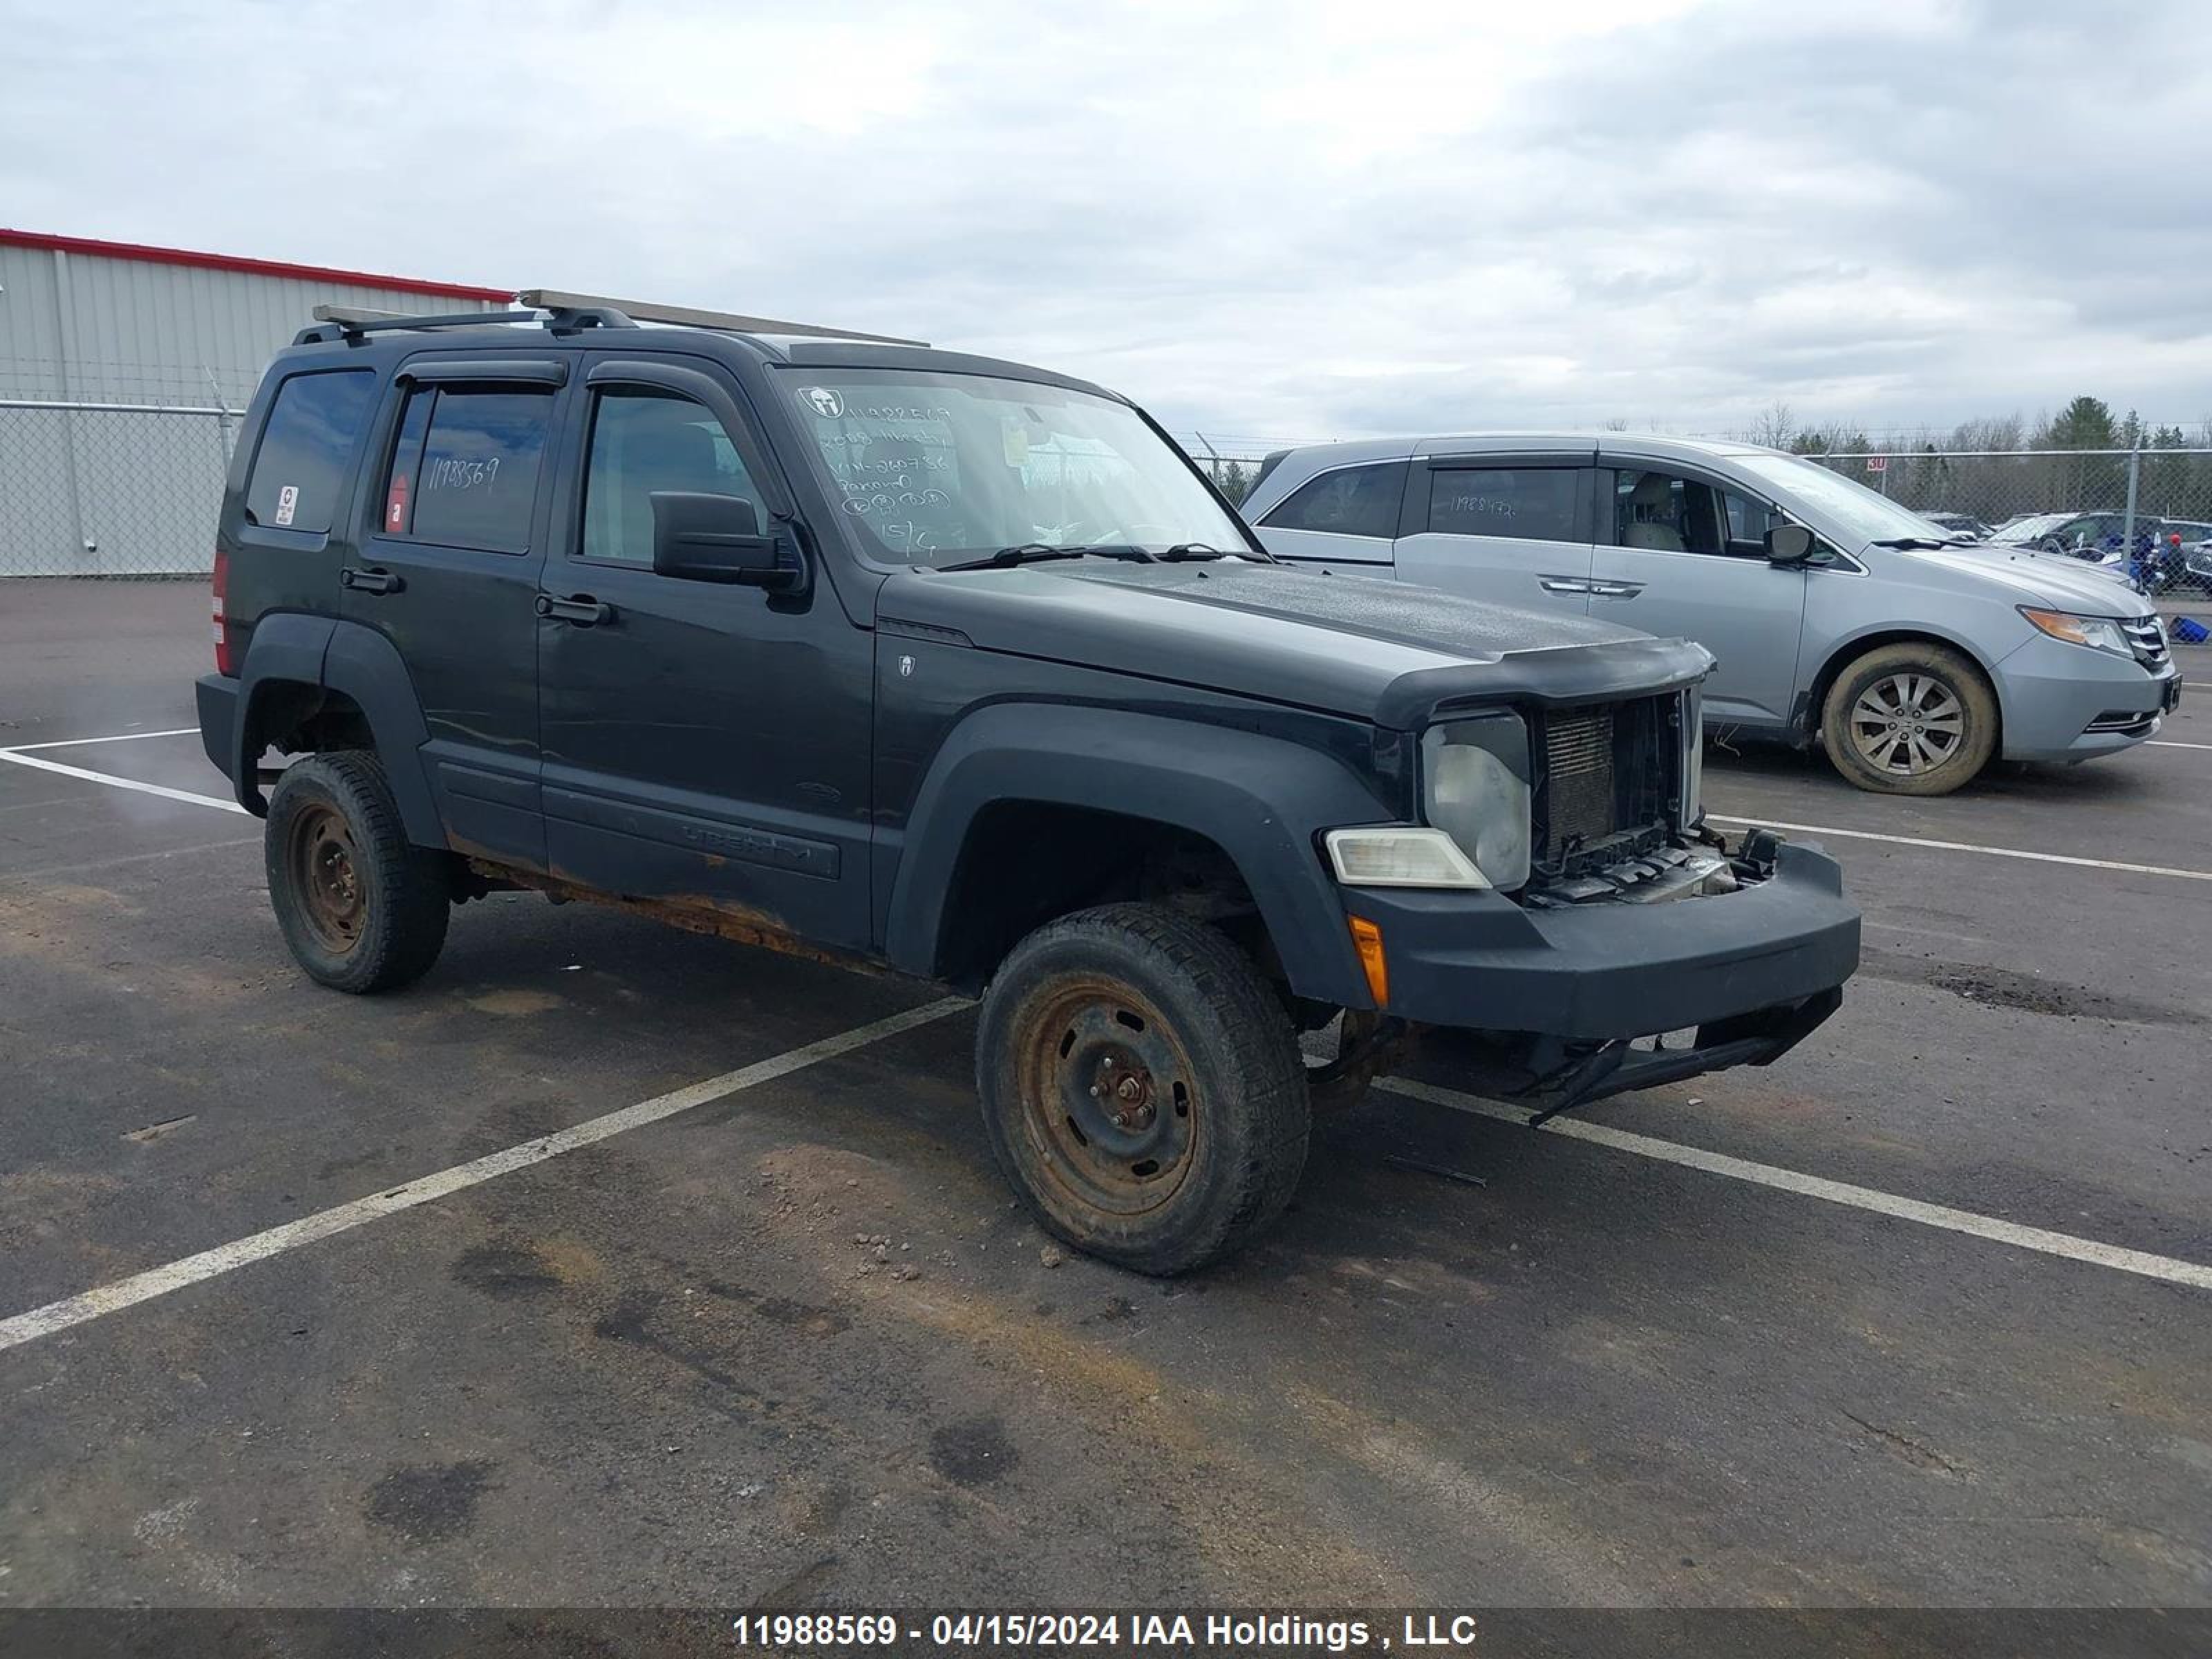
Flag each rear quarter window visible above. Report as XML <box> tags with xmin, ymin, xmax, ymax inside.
<box><xmin>1261</xmin><ymin>462</ymin><xmax>1405</xmax><ymax>538</ymax></box>
<box><xmin>243</xmin><ymin>370</ymin><xmax>377</xmax><ymax>534</ymax></box>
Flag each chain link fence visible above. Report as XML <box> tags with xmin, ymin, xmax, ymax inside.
<box><xmin>1803</xmin><ymin>447</ymin><xmax>2212</xmax><ymax>598</ymax></box>
<box><xmin>1</xmin><ymin>400</ymin><xmax>236</xmax><ymax>577</ymax></box>
<box><xmin>1180</xmin><ymin>444</ymin><xmax>1270</xmax><ymax>508</ymax></box>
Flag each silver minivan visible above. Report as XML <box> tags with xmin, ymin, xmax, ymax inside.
<box><xmin>1241</xmin><ymin>434</ymin><xmax>2182</xmax><ymax>794</ymax></box>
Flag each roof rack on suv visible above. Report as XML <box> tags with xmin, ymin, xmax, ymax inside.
<box><xmin>517</xmin><ymin>289</ymin><xmax>928</xmax><ymax>347</ymax></box>
<box><xmin>294</xmin><ymin>303</ymin><xmax>577</xmax><ymax>345</ymax></box>
<box><xmin>295</xmin><ymin>294</ymin><xmax>928</xmax><ymax>349</ymax></box>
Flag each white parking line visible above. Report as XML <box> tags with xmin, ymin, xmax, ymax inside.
<box><xmin>0</xmin><ymin>748</ymin><xmax>247</xmax><ymax>815</ymax></box>
<box><xmin>3</xmin><ymin>726</ymin><xmax>201</xmax><ymax>751</ymax></box>
<box><xmin>0</xmin><ymin>997</ymin><xmax>967</xmax><ymax>1352</ymax></box>
<box><xmin>1708</xmin><ymin>814</ymin><xmax>2212</xmax><ymax>883</ymax></box>
<box><xmin>2147</xmin><ymin>739</ymin><xmax>2212</xmax><ymax>751</ymax></box>
<box><xmin>1385</xmin><ymin>1078</ymin><xmax>2212</xmax><ymax>1293</ymax></box>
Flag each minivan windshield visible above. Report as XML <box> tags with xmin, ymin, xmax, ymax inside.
<box><xmin>1735</xmin><ymin>453</ymin><xmax>1965</xmax><ymax>549</ymax></box>
<box><xmin>777</xmin><ymin>368</ymin><xmax>1250</xmax><ymax>565</ymax></box>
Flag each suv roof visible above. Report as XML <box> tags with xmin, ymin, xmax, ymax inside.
<box><xmin>285</xmin><ymin>290</ymin><xmax>1116</xmax><ymax>399</ymax></box>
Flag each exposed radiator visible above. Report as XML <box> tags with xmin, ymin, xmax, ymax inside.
<box><xmin>1530</xmin><ymin>695</ymin><xmax>1678</xmax><ymax>878</ymax></box>
<box><xmin>1541</xmin><ymin>707</ymin><xmax>1616</xmax><ymax>862</ymax></box>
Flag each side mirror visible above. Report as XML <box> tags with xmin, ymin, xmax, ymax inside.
<box><xmin>650</xmin><ymin>491</ymin><xmax>797</xmax><ymax>590</ymax></box>
<box><xmin>1763</xmin><ymin>523</ymin><xmax>1817</xmax><ymax>565</ymax></box>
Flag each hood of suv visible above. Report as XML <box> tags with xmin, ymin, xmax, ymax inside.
<box><xmin>1899</xmin><ymin>543</ymin><xmax>2155</xmax><ymax>617</ymax></box>
<box><xmin>877</xmin><ymin>559</ymin><xmax>1707</xmax><ymax>726</ymax></box>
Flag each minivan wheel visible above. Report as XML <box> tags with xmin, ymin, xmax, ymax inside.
<box><xmin>265</xmin><ymin>751</ymin><xmax>451</xmax><ymax>993</ymax></box>
<box><xmin>976</xmin><ymin>903</ymin><xmax>1310</xmax><ymax>1275</ymax></box>
<box><xmin>1819</xmin><ymin>642</ymin><xmax>1998</xmax><ymax>796</ymax></box>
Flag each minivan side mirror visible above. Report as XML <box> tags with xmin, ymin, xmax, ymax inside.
<box><xmin>650</xmin><ymin>491</ymin><xmax>796</xmax><ymax>590</ymax></box>
<box><xmin>1763</xmin><ymin>523</ymin><xmax>1817</xmax><ymax>565</ymax></box>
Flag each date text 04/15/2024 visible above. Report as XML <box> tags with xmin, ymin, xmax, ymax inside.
<box><xmin>729</xmin><ymin>1612</ymin><xmax>1485</xmax><ymax>1650</ymax></box>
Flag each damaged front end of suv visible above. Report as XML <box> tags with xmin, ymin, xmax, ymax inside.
<box><xmin>1318</xmin><ymin>640</ymin><xmax>1857</xmax><ymax>1122</ymax></box>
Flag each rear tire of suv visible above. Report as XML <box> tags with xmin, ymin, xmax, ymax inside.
<box><xmin>976</xmin><ymin>903</ymin><xmax>1311</xmax><ymax>1275</ymax></box>
<box><xmin>265</xmin><ymin>751</ymin><xmax>451</xmax><ymax>993</ymax></box>
<box><xmin>1820</xmin><ymin>642</ymin><xmax>1998</xmax><ymax>797</ymax></box>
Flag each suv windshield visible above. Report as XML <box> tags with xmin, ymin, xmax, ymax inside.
<box><xmin>1736</xmin><ymin>453</ymin><xmax>1964</xmax><ymax>549</ymax></box>
<box><xmin>778</xmin><ymin>368</ymin><xmax>1248</xmax><ymax>565</ymax></box>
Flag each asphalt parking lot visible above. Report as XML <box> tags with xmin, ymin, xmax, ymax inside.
<box><xmin>2</xmin><ymin>581</ymin><xmax>2208</xmax><ymax>1615</ymax></box>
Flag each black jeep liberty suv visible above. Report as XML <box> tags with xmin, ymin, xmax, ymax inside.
<box><xmin>196</xmin><ymin>291</ymin><xmax>1860</xmax><ymax>1273</ymax></box>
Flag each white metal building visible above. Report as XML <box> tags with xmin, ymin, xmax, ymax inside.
<box><xmin>1</xmin><ymin>229</ymin><xmax>511</xmax><ymax>575</ymax></box>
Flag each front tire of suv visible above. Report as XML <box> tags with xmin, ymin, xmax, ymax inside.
<box><xmin>265</xmin><ymin>751</ymin><xmax>451</xmax><ymax>993</ymax></box>
<box><xmin>975</xmin><ymin>903</ymin><xmax>1311</xmax><ymax>1275</ymax></box>
<box><xmin>1819</xmin><ymin>641</ymin><xmax>1998</xmax><ymax>796</ymax></box>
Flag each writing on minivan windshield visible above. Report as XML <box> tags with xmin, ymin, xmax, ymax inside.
<box><xmin>782</xmin><ymin>371</ymin><xmax>1246</xmax><ymax>564</ymax></box>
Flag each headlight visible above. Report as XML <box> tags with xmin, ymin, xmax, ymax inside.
<box><xmin>2021</xmin><ymin>606</ymin><xmax>2131</xmax><ymax>657</ymax></box>
<box><xmin>1421</xmin><ymin>715</ymin><xmax>1531</xmax><ymax>890</ymax></box>
<box><xmin>1324</xmin><ymin>827</ymin><xmax>1487</xmax><ymax>888</ymax></box>
<box><xmin>1680</xmin><ymin>684</ymin><xmax>1705</xmax><ymax>828</ymax></box>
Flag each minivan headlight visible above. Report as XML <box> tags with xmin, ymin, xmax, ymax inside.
<box><xmin>1421</xmin><ymin>715</ymin><xmax>1532</xmax><ymax>890</ymax></box>
<box><xmin>2021</xmin><ymin>606</ymin><xmax>2130</xmax><ymax>657</ymax></box>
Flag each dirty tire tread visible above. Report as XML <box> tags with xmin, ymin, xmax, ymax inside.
<box><xmin>1819</xmin><ymin>641</ymin><xmax>1998</xmax><ymax>797</ymax></box>
<box><xmin>265</xmin><ymin>749</ymin><xmax>450</xmax><ymax>993</ymax></box>
<box><xmin>977</xmin><ymin>902</ymin><xmax>1311</xmax><ymax>1276</ymax></box>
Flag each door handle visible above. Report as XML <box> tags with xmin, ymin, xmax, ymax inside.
<box><xmin>1538</xmin><ymin>576</ymin><xmax>1593</xmax><ymax>594</ymax></box>
<box><xmin>536</xmin><ymin>593</ymin><xmax>615</xmax><ymax>626</ymax></box>
<box><xmin>340</xmin><ymin>567</ymin><xmax>403</xmax><ymax>595</ymax></box>
<box><xmin>1588</xmin><ymin>580</ymin><xmax>1644</xmax><ymax>599</ymax></box>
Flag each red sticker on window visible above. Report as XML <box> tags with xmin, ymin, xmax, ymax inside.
<box><xmin>385</xmin><ymin>472</ymin><xmax>410</xmax><ymax>533</ymax></box>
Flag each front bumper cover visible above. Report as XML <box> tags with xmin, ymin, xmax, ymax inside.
<box><xmin>1340</xmin><ymin>839</ymin><xmax>1860</xmax><ymax>1042</ymax></box>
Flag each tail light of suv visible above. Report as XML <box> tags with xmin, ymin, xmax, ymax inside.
<box><xmin>212</xmin><ymin>547</ymin><xmax>238</xmax><ymax>675</ymax></box>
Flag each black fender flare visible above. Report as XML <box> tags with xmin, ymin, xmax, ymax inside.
<box><xmin>233</xmin><ymin>615</ymin><xmax>443</xmax><ymax>847</ymax></box>
<box><xmin>882</xmin><ymin>705</ymin><xmax>1391</xmax><ymax>1007</ymax></box>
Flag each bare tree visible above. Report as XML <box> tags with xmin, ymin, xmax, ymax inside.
<box><xmin>1745</xmin><ymin>400</ymin><xmax>1795</xmax><ymax>450</ymax></box>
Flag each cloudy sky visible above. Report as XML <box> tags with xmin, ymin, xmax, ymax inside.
<box><xmin>9</xmin><ymin>0</ymin><xmax>2210</xmax><ymax>448</ymax></box>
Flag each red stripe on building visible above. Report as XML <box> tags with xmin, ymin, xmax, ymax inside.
<box><xmin>0</xmin><ymin>228</ymin><xmax>512</xmax><ymax>302</ymax></box>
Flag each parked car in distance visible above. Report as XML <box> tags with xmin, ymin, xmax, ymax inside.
<box><xmin>2159</xmin><ymin>520</ymin><xmax>2212</xmax><ymax>594</ymax></box>
<box><xmin>1920</xmin><ymin>510</ymin><xmax>1996</xmax><ymax>540</ymax></box>
<box><xmin>195</xmin><ymin>300</ymin><xmax>1860</xmax><ymax>1275</ymax></box>
<box><xmin>1243</xmin><ymin>435</ymin><xmax>2181</xmax><ymax>796</ymax></box>
<box><xmin>1987</xmin><ymin>510</ymin><xmax>2108</xmax><ymax>553</ymax></box>
<box><xmin>1989</xmin><ymin>509</ymin><xmax>2164</xmax><ymax>560</ymax></box>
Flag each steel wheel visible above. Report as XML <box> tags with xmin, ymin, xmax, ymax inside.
<box><xmin>1848</xmin><ymin>672</ymin><xmax>1965</xmax><ymax>777</ymax></box>
<box><xmin>286</xmin><ymin>801</ymin><xmax>367</xmax><ymax>954</ymax></box>
<box><xmin>1011</xmin><ymin>975</ymin><xmax>1200</xmax><ymax>1219</ymax></box>
<box><xmin>978</xmin><ymin>903</ymin><xmax>1309</xmax><ymax>1273</ymax></box>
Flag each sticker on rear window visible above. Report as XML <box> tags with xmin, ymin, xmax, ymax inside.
<box><xmin>798</xmin><ymin>387</ymin><xmax>843</xmax><ymax>419</ymax></box>
<box><xmin>274</xmin><ymin>484</ymin><xmax>299</xmax><ymax>527</ymax></box>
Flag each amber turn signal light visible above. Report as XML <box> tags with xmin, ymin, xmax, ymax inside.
<box><xmin>1347</xmin><ymin>915</ymin><xmax>1389</xmax><ymax>1009</ymax></box>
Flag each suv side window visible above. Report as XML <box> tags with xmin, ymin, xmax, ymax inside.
<box><xmin>244</xmin><ymin>369</ymin><xmax>376</xmax><ymax>533</ymax></box>
<box><xmin>580</xmin><ymin>390</ymin><xmax>763</xmax><ymax>565</ymax></box>
<box><xmin>1427</xmin><ymin>467</ymin><xmax>1581</xmax><ymax>541</ymax></box>
<box><xmin>382</xmin><ymin>386</ymin><xmax>554</xmax><ymax>554</ymax></box>
<box><xmin>1262</xmin><ymin>462</ymin><xmax>1404</xmax><ymax>538</ymax></box>
<box><xmin>1614</xmin><ymin>469</ymin><xmax>1729</xmax><ymax>556</ymax></box>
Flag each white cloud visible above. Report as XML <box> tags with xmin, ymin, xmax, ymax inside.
<box><xmin>6</xmin><ymin>0</ymin><xmax>2209</xmax><ymax>446</ymax></box>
